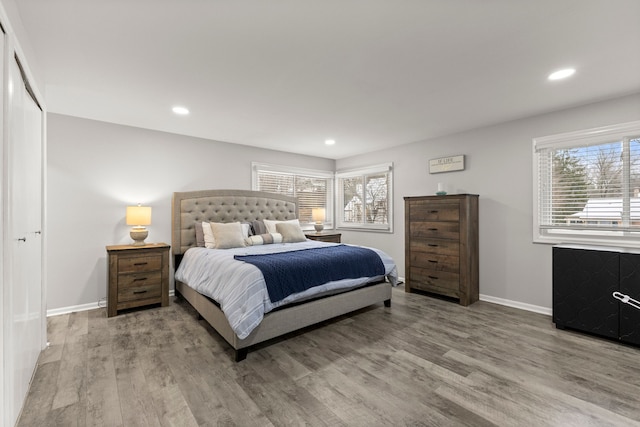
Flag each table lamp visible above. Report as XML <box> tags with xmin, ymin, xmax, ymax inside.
<box><xmin>312</xmin><ymin>208</ymin><xmax>325</xmax><ymax>232</ymax></box>
<box><xmin>126</xmin><ymin>205</ymin><xmax>152</xmax><ymax>246</ymax></box>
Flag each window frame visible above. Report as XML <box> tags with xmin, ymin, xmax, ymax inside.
<box><xmin>251</xmin><ymin>162</ymin><xmax>334</xmax><ymax>231</ymax></box>
<box><xmin>533</xmin><ymin>120</ymin><xmax>640</xmax><ymax>247</ymax></box>
<box><xmin>335</xmin><ymin>163</ymin><xmax>393</xmax><ymax>232</ymax></box>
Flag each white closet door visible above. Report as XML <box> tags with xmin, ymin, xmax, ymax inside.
<box><xmin>5</xmin><ymin>55</ymin><xmax>43</xmax><ymax>427</ymax></box>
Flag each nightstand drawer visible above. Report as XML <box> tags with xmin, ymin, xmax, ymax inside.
<box><xmin>118</xmin><ymin>283</ymin><xmax>162</xmax><ymax>303</ymax></box>
<box><xmin>118</xmin><ymin>254</ymin><xmax>162</xmax><ymax>273</ymax></box>
<box><xmin>118</xmin><ymin>271</ymin><xmax>161</xmax><ymax>288</ymax></box>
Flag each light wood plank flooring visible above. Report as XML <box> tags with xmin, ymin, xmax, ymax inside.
<box><xmin>17</xmin><ymin>286</ymin><xmax>640</xmax><ymax>426</ymax></box>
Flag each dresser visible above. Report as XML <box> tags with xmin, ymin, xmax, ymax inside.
<box><xmin>404</xmin><ymin>194</ymin><xmax>479</xmax><ymax>306</ymax></box>
<box><xmin>106</xmin><ymin>243</ymin><xmax>170</xmax><ymax>317</ymax></box>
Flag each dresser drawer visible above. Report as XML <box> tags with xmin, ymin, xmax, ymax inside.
<box><xmin>409</xmin><ymin>201</ymin><xmax>459</xmax><ymax>222</ymax></box>
<box><xmin>118</xmin><ymin>254</ymin><xmax>162</xmax><ymax>273</ymax></box>
<box><xmin>409</xmin><ymin>267</ymin><xmax>460</xmax><ymax>297</ymax></box>
<box><xmin>408</xmin><ymin>252</ymin><xmax>459</xmax><ymax>273</ymax></box>
<box><xmin>409</xmin><ymin>238</ymin><xmax>459</xmax><ymax>257</ymax></box>
<box><xmin>410</xmin><ymin>221</ymin><xmax>459</xmax><ymax>240</ymax></box>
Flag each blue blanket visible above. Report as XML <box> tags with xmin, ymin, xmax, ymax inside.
<box><xmin>234</xmin><ymin>245</ymin><xmax>386</xmax><ymax>303</ymax></box>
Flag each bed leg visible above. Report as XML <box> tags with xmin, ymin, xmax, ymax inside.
<box><xmin>235</xmin><ymin>348</ymin><xmax>248</xmax><ymax>362</ymax></box>
<box><xmin>384</xmin><ymin>299</ymin><xmax>391</xmax><ymax>307</ymax></box>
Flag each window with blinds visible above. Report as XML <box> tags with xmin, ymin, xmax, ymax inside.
<box><xmin>336</xmin><ymin>163</ymin><xmax>393</xmax><ymax>232</ymax></box>
<box><xmin>252</xmin><ymin>162</ymin><xmax>333</xmax><ymax>229</ymax></box>
<box><xmin>533</xmin><ymin>120</ymin><xmax>640</xmax><ymax>246</ymax></box>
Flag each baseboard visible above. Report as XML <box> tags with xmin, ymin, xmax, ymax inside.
<box><xmin>479</xmin><ymin>294</ymin><xmax>552</xmax><ymax>317</ymax></box>
<box><xmin>47</xmin><ymin>290</ymin><xmax>176</xmax><ymax>317</ymax></box>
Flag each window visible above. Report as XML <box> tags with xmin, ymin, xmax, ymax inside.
<box><xmin>252</xmin><ymin>162</ymin><xmax>333</xmax><ymax>230</ymax></box>
<box><xmin>336</xmin><ymin>163</ymin><xmax>393</xmax><ymax>232</ymax></box>
<box><xmin>533</xmin><ymin>120</ymin><xmax>640</xmax><ymax>246</ymax></box>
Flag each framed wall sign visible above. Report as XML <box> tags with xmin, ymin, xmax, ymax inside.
<box><xmin>429</xmin><ymin>155</ymin><xmax>465</xmax><ymax>174</ymax></box>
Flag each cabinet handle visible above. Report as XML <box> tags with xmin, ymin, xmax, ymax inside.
<box><xmin>134</xmin><ymin>277</ymin><xmax>148</xmax><ymax>282</ymax></box>
<box><xmin>429</xmin><ymin>210</ymin><xmax>439</xmax><ymax>214</ymax></box>
<box><xmin>428</xmin><ymin>275</ymin><xmax>439</xmax><ymax>280</ymax></box>
<box><xmin>134</xmin><ymin>262</ymin><xmax>148</xmax><ymax>266</ymax></box>
<box><xmin>428</xmin><ymin>228</ymin><xmax>438</xmax><ymax>231</ymax></box>
<box><xmin>428</xmin><ymin>244</ymin><xmax>438</xmax><ymax>247</ymax></box>
<box><xmin>133</xmin><ymin>290</ymin><xmax>148</xmax><ymax>294</ymax></box>
<box><xmin>613</xmin><ymin>291</ymin><xmax>640</xmax><ymax>310</ymax></box>
<box><xmin>17</xmin><ymin>237</ymin><xmax>26</xmax><ymax>242</ymax></box>
<box><xmin>428</xmin><ymin>260</ymin><xmax>438</xmax><ymax>264</ymax></box>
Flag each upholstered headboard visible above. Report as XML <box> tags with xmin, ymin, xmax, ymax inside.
<box><xmin>172</xmin><ymin>189</ymin><xmax>298</xmax><ymax>255</ymax></box>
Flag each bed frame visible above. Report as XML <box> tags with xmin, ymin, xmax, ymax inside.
<box><xmin>172</xmin><ymin>189</ymin><xmax>392</xmax><ymax>361</ymax></box>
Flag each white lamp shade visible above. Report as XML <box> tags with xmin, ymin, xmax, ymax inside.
<box><xmin>312</xmin><ymin>208</ymin><xmax>326</xmax><ymax>222</ymax></box>
<box><xmin>126</xmin><ymin>206</ymin><xmax>152</xmax><ymax>226</ymax></box>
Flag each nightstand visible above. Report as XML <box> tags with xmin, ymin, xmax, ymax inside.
<box><xmin>106</xmin><ymin>243</ymin><xmax>170</xmax><ymax>317</ymax></box>
<box><xmin>305</xmin><ymin>231</ymin><xmax>342</xmax><ymax>243</ymax></box>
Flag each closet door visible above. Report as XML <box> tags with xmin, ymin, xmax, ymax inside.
<box><xmin>5</xmin><ymin>54</ymin><xmax>43</xmax><ymax>426</ymax></box>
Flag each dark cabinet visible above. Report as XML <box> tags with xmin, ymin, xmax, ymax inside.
<box><xmin>553</xmin><ymin>246</ymin><xmax>640</xmax><ymax>346</ymax></box>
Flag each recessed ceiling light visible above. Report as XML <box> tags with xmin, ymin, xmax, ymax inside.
<box><xmin>548</xmin><ymin>68</ymin><xmax>576</xmax><ymax>81</ymax></box>
<box><xmin>172</xmin><ymin>106</ymin><xmax>189</xmax><ymax>115</ymax></box>
<box><xmin>325</xmin><ymin>139</ymin><xmax>336</xmax><ymax>145</ymax></box>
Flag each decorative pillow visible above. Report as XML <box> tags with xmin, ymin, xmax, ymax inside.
<box><xmin>251</xmin><ymin>220</ymin><xmax>267</xmax><ymax>235</ymax></box>
<box><xmin>211</xmin><ymin>222</ymin><xmax>246</xmax><ymax>249</ymax></box>
<box><xmin>276</xmin><ymin>222</ymin><xmax>307</xmax><ymax>243</ymax></box>
<box><xmin>194</xmin><ymin>222</ymin><xmax>205</xmax><ymax>247</ymax></box>
<box><xmin>202</xmin><ymin>222</ymin><xmax>216</xmax><ymax>249</ymax></box>
<box><xmin>244</xmin><ymin>233</ymin><xmax>283</xmax><ymax>246</ymax></box>
<box><xmin>241</xmin><ymin>222</ymin><xmax>251</xmax><ymax>238</ymax></box>
<box><xmin>264</xmin><ymin>218</ymin><xmax>300</xmax><ymax>234</ymax></box>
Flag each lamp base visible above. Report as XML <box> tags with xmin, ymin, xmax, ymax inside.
<box><xmin>314</xmin><ymin>223</ymin><xmax>324</xmax><ymax>232</ymax></box>
<box><xmin>130</xmin><ymin>227</ymin><xmax>148</xmax><ymax>246</ymax></box>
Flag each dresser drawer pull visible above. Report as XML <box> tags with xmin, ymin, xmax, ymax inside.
<box><xmin>428</xmin><ymin>244</ymin><xmax>438</xmax><ymax>247</ymax></box>
<box><xmin>134</xmin><ymin>262</ymin><xmax>148</xmax><ymax>266</ymax></box>
<box><xmin>428</xmin><ymin>259</ymin><xmax>438</xmax><ymax>263</ymax></box>
<box><xmin>428</xmin><ymin>275</ymin><xmax>439</xmax><ymax>280</ymax></box>
<box><xmin>429</xmin><ymin>210</ymin><xmax>439</xmax><ymax>213</ymax></box>
<box><xmin>428</xmin><ymin>228</ymin><xmax>438</xmax><ymax>231</ymax></box>
<box><xmin>133</xmin><ymin>277</ymin><xmax>148</xmax><ymax>281</ymax></box>
<box><xmin>133</xmin><ymin>290</ymin><xmax>148</xmax><ymax>294</ymax></box>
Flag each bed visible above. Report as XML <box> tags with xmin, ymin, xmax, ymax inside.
<box><xmin>172</xmin><ymin>189</ymin><xmax>397</xmax><ymax>361</ymax></box>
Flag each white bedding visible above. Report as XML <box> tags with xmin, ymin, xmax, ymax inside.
<box><xmin>174</xmin><ymin>240</ymin><xmax>398</xmax><ymax>339</ymax></box>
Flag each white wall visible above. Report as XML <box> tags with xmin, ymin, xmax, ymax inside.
<box><xmin>337</xmin><ymin>93</ymin><xmax>640</xmax><ymax>311</ymax></box>
<box><xmin>46</xmin><ymin>113</ymin><xmax>334</xmax><ymax>311</ymax></box>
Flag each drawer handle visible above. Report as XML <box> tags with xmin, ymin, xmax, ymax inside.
<box><xmin>133</xmin><ymin>290</ymin><xmax>148</xmax><ymax>294</ymax></box>
<box><xmin>430</xmin><ymin>210</ymin><xmax>439</xmax><ymax>214</ymax></box>
<box><xmin>134</xmin><ymin>262</ymin><xmax>148</xmax><ymax>266</ymax></box>
<box><xmin>428</xmin><ymin>259</ymin><xmax>438</xmax><ymax>263</ymax></box>
<box><xmin>428</xmin><ymin>275</ymin><xmax>439</xmax><ymax>280</ymax></box>
<box><xmin>133</xmin><ymin>277</ymin><xmax>148</xmax><ymax>282</ymax></box>
<box><xmin>428</xmin><ymin>244</ymin><xmax>438</xmax><ymax>247</ymax></box>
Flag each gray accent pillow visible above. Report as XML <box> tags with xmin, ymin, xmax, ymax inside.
<box><xmin>195</xmin><ymin>222</ymin><xmax>205</xmax><ymax>247</ymax></box>
<box><xmin>251</xmin><ymin>220</ymin><xmax>267</xmax><ymax>235</ymax></box>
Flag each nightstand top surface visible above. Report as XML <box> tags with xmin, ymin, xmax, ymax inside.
<box><xmin>106</xmin><ymin>242</ymin><xmax>170</xmax><ymax>252</ymax></box>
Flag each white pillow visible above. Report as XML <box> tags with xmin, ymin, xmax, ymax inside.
<box><xmin>211</xmin><ymin>222</ymin><xmax>246</xmax><ymax>249</ymax></box>
<box><xmin>202</xmin><ymin>222</ymin><xmax>215</xmax><ymax>249</ymax></box>
<box><xmin>263</xmin><ymin>218</ymin><xmax>300</xmax><ymax>234</ymax></box>
<box><xmin>241</xmin><ymin>222</ymin><xmax>251</xmax><ymax>238</ymax></box>
<box><xmin>244</xmin><ymin>233</ymin><xmax>283</xmax><ymax>246</ymax></box>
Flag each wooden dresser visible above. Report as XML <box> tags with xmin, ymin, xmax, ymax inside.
<box><xmin>404</xmin><ymin>194</ymin><xmax>479</xmax><ymax>306</ymax></box>
<box><xmin>106</xmin><ymin>243</ymin><xmax>170</xmax><ymax>317</ymax></box>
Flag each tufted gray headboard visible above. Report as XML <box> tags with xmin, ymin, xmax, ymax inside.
<box><xmin>172</xmin><ymin>189</ymin><xmax>298</xmax><ymax>255</ymax></box>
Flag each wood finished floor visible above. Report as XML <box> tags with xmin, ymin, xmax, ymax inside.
<box><xmin>17</xmin><ymin>286</ymin><xmax>640</xmax><ymax>427</ymax></box>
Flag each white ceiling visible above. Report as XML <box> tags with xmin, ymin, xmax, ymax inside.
<box><xmin>14</xmin><ymin>0</ymin><xmax>640</xmax><ymax>159</ymax></box>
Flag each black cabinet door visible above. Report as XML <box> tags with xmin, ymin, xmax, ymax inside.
<box><xmin>620</xmin><ymin>253</ymin><xmax>640</xmax><ymax>345</ymax></box>
<box><xmin>553</xmin><ymin>247</ymin><xmax>619</xmax><ymax>339</ymax></box>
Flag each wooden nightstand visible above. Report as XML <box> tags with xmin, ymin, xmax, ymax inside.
<box><xmin>305</xmin><ymin>231</ymin><xmax>342</xmax><ymax>243</ymax></box>
<box><xmin>106</xmin><ymin>243</ymin><xmax>170</xmax><ymax>317</ymax></box>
